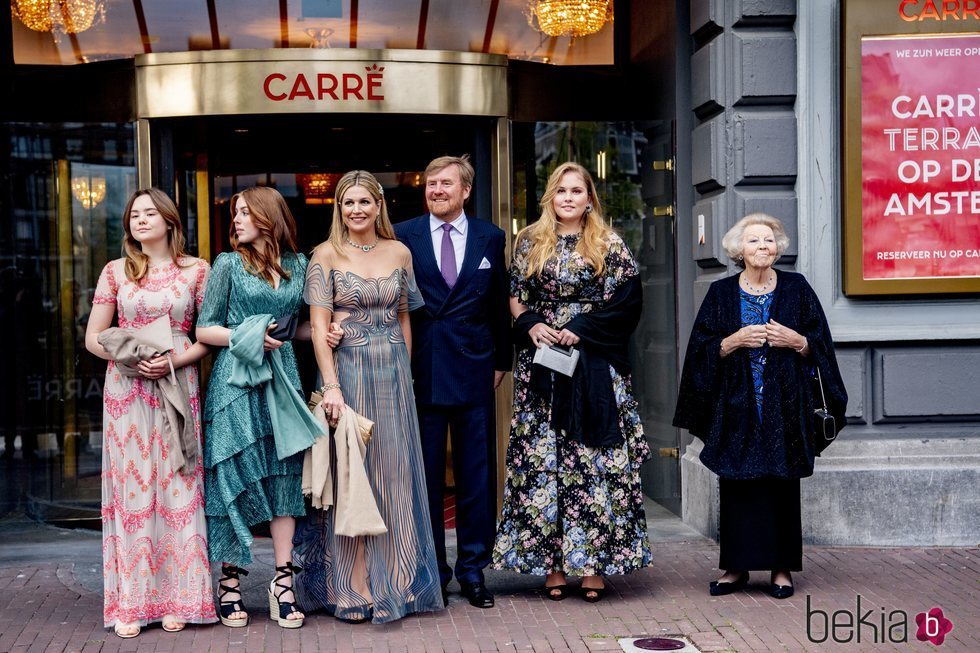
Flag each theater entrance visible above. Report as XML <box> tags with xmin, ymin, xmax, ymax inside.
<box><xmin>134</xmin><ymin>49</ymin><xmax>513</xmax><ymax>512</ymax></box>
<box><xmin>153</xmin><ymin>112</ymin><xmax>500</xmax><ymax>395</ymax></box>
<box><xmin>154</xmin><ymin>113</ymin><xmax>500</xmax><ymax>256</ymax></box>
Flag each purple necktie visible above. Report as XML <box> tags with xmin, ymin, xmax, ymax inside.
<box><xmin>440</xmin><ymin>223</ymin><xmax>458</xmax><ymax>288</ymax></box>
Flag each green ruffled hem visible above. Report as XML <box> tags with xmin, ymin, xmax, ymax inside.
<box><xmin>204</xmin><ymin>407</ymin><xmax>304</xmax><ymax>565</ymax></box>
<box><xmin>206</xmin><ymin>477</ymin><xmax>305</xmax><ymax>565</ymax></box>
<box><xmin>204</xmin><ymin>380</ymin><xmax>305</xmax><ymax>469</ymax></box>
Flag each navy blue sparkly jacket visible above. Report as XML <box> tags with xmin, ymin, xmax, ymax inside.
<box><xmin>672</xmin><ymin>270</ymin><xmax>847</xmax><ymax>479</ymax></box>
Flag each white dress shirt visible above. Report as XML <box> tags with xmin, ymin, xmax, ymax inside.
<box><xmin>429</xmin><ymin>212</ymin><xmax>467</xmax><ymax>277</ymax></box>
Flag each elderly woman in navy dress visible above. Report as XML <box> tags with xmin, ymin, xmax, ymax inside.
<box><xmin>673</xmin><ymin>213</ymin><xmax>847</xmax><ymax>599</ymax></box>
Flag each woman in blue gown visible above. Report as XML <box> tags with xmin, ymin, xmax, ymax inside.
<box><xmin>296</xmin><ymin>170</ymin><xmax>443</xmax><ymax>623</ymax></box>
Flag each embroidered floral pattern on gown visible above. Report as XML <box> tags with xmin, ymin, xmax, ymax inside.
<box><xmin>197</xmin><ymin>252</ymin><xmax>308</xmax><ymax>565</ymax></box>
<box><xmin>295</xmin><ymin>255</ymin><xmax>443</xmax><ymax>623</ymax></box>
<box><xmin>93</xmin><ymin>258</ymin><xmax>216</xmax><ymax>627</ymax></box>
<box><xmin>493</xmin><ymin>233</ymin><xmax>652</xmax><ymax>577</ymax></box>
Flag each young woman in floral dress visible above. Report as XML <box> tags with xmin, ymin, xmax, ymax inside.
<box><xmin>85</xmin><ymin>188</ymin><xmax>215</xmax><ymax>638</ymax></box>
<box><xmin>493</xmin><ymin>162</ymin><xmax>651</xmax><ymax>602</ymax></box>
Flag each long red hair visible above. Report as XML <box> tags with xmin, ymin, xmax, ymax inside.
<box><xmin>230</xmin><ymin>186</ymin><xmax>299</xmax><ymax>284</ymax></box>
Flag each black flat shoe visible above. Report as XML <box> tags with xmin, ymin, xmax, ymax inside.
<box><xmin>770</xmin><ymin>572</ymin><xmax>794</xmax><ymax>599</ymax></box>
<box><xmin>459</xmin><ymin>580</ymin><xmax>494</xmax><ymax>608</ymax></box>
<box><xmin>543</xmin><ymin>584</ymin><xmax>570</xmax><ymax>601</ymax></box>
<box><xmin>708</xmin><ymin>571</ymin><xmax>749</xmax><ymax>596</ymax></box>
<box><xmin>442</xmin><ymin>586</ymin><xmax>450</xmax><ymax>606</ymax></box>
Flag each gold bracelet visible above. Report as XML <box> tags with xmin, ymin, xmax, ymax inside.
<box><xmin>320</xmin><ymin>382</ymin><xmax>341</xmax><ymax>393</ymax></box>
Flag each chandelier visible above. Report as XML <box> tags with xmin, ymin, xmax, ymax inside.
<box><xmin>10</xmin><ymin>0</ymin><xmax>107</xmax><ymax>39</ymax></box>
<box><xmin>296</xmin><ymin>173</ymin><xmax>342</xmax><ymax>204</ymax></box>
<box><xmin>526</xmin><ymin>0</ymin><xmax>613</xmax><ymax>38</ymax></box>
<box><xmin>71</xmin><ymin>175</ymin><xmax>106</xmax><ymax>209</ymax></box>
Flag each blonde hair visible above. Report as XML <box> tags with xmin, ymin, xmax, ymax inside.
<box><xmin>121</xmin><ymin>188</ymin><xmax>190</xmax><ymax>284</ymax></box>
<box><xmin>325</xmin><ymin>170</ymin><xmax>396</xmax><ymax>258</ymax></box>
<box><xmin>721</xmin><ymin>212</ymin><xmax>790</xmax><ymax>268</ymax></box>
<box><xmin>230</xmin><ymin>186</ymin><xmax>299</xmax><ymax>284</ymax></box>
<box><xmin>518</xmin><ymin>162</ymin><xmax>613</xmax><ymax>278</ymax></box>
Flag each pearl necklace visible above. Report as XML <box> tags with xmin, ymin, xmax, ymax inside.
<box><xmin>741</xmin><ymin>271</ymin><xmax>774</xmax><ymax>293</ymax></box>
<box><xmin>346</xmin><ymin>237</ymin><xmax>379</xmax><ymax>252</ymax></box>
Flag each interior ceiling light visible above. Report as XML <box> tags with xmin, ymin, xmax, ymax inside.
<box><xmin>297</xmin><ymin>173</ymin><xmax>342</xmax><ymax>199</ymax></box>
<box><xmin>525</xmin><ymin>0</ymin><xmax>613</xmax><ymax>39</ymax></box>
<box><xmin>10</xmin><ymin>0</ymin><xmax>107</xmax><ymax>40</ymax></box>
<box><xmin>71</xmin><ymin>175</ymin><xmax>106</xmax><ymax>209</ymax></box>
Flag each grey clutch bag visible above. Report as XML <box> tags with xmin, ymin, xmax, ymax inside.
<box><xmin>532</xmin><ymin>344</ymin><xmax>580</xmax><ymax>377</ymax></box>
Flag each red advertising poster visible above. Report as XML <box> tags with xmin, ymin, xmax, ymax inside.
<box><xmin>861</xmin><ymin>34</ymin><xmax>980</xmax><ymax>280</ymax></box>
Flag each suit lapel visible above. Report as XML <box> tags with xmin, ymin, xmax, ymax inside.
<box><xmin>445</xmin><ymin>220</ymin><xmax>489</xmax><ymax>304</ymax></box>
<box><xmin>410</xmin><ymin>216</ymin><xmax>450</xmax><ymax>307</ymax></box>
<box><xmin>410</xmin><ymin>216</ymin><xmax>440</xmax><ymax>283</ymax></box>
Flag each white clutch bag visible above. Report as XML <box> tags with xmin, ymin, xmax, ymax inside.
<box><xmin>532</xmin><ymin>344</ymin><xmax>580</xmax><ymax>377</ymax></box>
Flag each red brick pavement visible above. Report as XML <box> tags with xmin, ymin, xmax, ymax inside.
<box><xmin>0</xmin><ymin>536</ymin><xmax>976</xmax><ymax>653</ymax></box>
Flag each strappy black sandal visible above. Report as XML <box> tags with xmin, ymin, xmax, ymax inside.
<box><xmin>217</xmin><ymin>564</ymin><xmax>249</xmax><ymax>628</ymax></box>
<box><xmin>268</xmin><ymin>562</ymin><xmax>305</xmax><ymax>629</ymax></box>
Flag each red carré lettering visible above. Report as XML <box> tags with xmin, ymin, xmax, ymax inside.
<box><xmin>900</xmin><ymin>0</ymin><xmax>980</xmax><ymax>20</ymax></box>
<box><xmin>317</xmin><ymin>73</ymin><xmax>339</xmax><ymax>100</ymax></box>
<box><xmin>342</xmin><ymin>73</ymin><xmax>364</xmax><ymax>100</ymax></box>
<box><xmin>289</xmin><ymin>74</ymin><xmax>315</xmax><ymax>101</ymax></box>
<box><xmin>924</xmin><ymin>0</ymin><xmax>942</xmax><ymax>18</ymax></box>
<box><xmin>366</xmin><ymin>73</ymin><xmax>384</xmax><ymax>100</ymax></box>
<box><xmin>943</xmin><ymin>0</ymin><xmax>962</xmax><ymax>18</ymax></box>
<box><xmin>263</xmin><ymin>73</ymin><xmax>287</xmax><ymax>101</ymax></box>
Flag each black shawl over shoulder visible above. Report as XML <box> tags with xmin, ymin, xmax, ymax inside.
<box><xmin>515</xmin><ymin>275</ymin><xmax>642</xmax><ymax>447</ymax></box>
<box><xmin>672</xmin><ymin>271</ymin><xmax>847</xmax><ymax>480</ymax></box>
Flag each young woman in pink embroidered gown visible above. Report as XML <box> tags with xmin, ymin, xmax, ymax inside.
<box><xmin>85</xmin><ymin>189</ymin><xmax>216</xmax><ymax>638</ymax></box>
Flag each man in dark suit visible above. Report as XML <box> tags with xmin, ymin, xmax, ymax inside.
<box><xmin>394</xmin><ymin>155</ymin><xmax>511</xmax><ymax>608</ymax></box>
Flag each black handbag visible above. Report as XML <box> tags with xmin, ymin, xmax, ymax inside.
<box><xmin>268</xmin><ymin>313</ymin><xmax>299</xmax><ymax>341</ymax></box>
<box><xmin>813</xmin><ymin>367</ymin><xmax>837</xmax><ymax>444</ymax></box>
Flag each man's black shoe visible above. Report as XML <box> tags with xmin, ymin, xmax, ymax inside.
<box><xmin>459</xmin><ymin>581</ymin><xmax>494</xmax><ymax>608</ymax></box>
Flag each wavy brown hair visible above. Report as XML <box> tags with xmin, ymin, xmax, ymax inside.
<box><xmin>325</xmin><ymin>170</ymin><xmax>396</xmax><ymax>258</ymax></box>
<box><xmin>230</xmin><ymin>186</ymin><xmax>300</xmax><ymax>284</ymax></box>
<box><xmin>122</xmin><ymin>188</ymin><xmax>190</xmax><ymax>284</ymax></box>
<box><xmin>518</xmin><ymin>162</ymin><xmax>613</xmax><ymax>278</ymax></box>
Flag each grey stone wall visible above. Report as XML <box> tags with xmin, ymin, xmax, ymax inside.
<box><xmin>679</xmin><ymin>0</ymin><xmax>980</xmax><ymax>546</ymax></box>
<box><xmin>683</xmin><ymin>0</ymin><xmax>802</xmax><ymax>537</ymax></box>
<box><xmin>689</xmin><ymin>0</ymin><xmax>798</xmax><ymax>293</ymax></box>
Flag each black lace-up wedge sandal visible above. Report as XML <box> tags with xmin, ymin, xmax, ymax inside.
<box><xmin>217</xmin><ymin>565</ymin><xmax>250</xmax><ymax>628</ymax></box>
<box><xmin>268</xmin><ymin>562</ymin><xmax>304</xmax><ymax>629</ymax></box>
